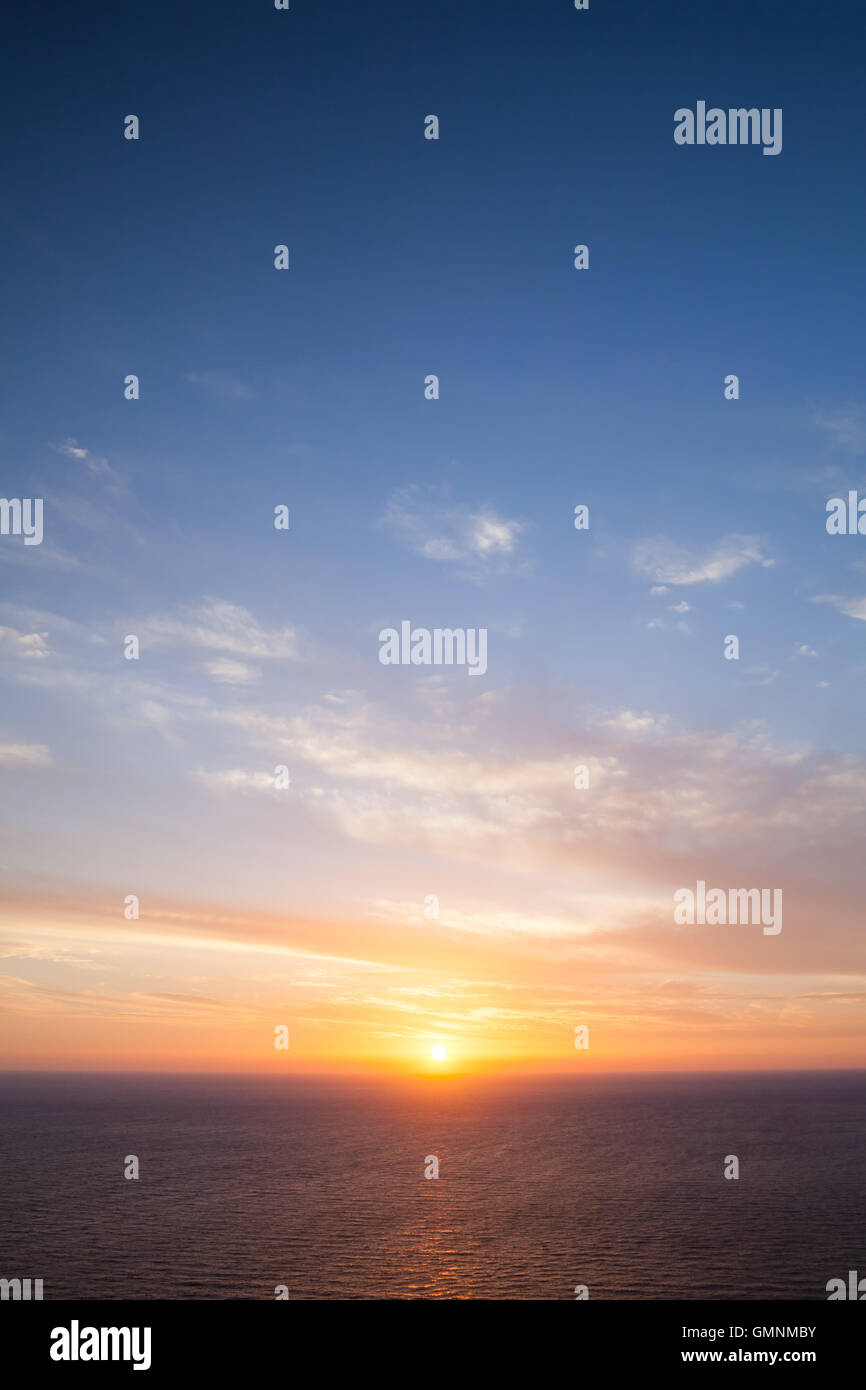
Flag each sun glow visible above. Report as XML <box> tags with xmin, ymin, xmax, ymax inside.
<box><xmin>431</xmin><ymin>1044</ymin><xmax>447</xmax><ymax>1062</ymax></box>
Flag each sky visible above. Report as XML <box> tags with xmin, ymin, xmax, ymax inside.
<box><xmin>1</xmin><ymin>0</ymin><xmax>866</xmax><ymax>1074</ymax></box>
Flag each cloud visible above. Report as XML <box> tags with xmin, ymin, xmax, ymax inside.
<box><xmin>470</xmin><ymin>513</ymin><xmax>523</xmax><ymax>556</ymax></box>
<box><xmin>0</xmin><ymin>742</ymin><xmax>51</xmax><ymax>766</ymax></box>
<box><xmin>813</xmin><ymin>407</ymin><xmax>866</xmax><ymax>453</ymax></box>
<box><xmin>204</xmin><ymin>692</ymin><xmax>863</xmax><ymax>888</ymax></box>
<box><xmin>196</xmin><ymin>769</ymin><xmax>279</xmax><ymax>794</ymax></box>
<box><xmin>602</xmin><ymin>710</ymin><xmax>662</xmax><ymax>736</ymax></box>
<box><xmin>632</xmin><ymin>534</ymin><xmax>773</xmax><ymax>586</ymax></box>
<box><xmin>812</xmin><ymin>594</ymin><xmax>866</xmax><ymax>623</ymax></box>
<box><xmin>370</xmin><ymin>899</ymin><xmax>619</xmax><ymax>940</ymax></box>
<box><xmin>0</xmin><ymin>540</ymin><xmax>83</xmax><ymax>572</ymax></box>
<box><xmin>202</xmin><ymin>658</ymin><xmax>260</xmax><ymax>686</ymax></box>
<box><xmin>141</xmin><ymin>598</ymin><xmax>300</xmax><ymax>660</ymax></box>
<box><xmin>382</xmin><ymin>486</ymin><xmax>528</xmax><ymax>578</ymax></box>
<box><xmin>744</xmin><ymin>666</ymin><xmax>780</xmax><ymax>686</ymax></box>
<box><xmin>54</xmin><ymin>439</ymin><xmax>88</xmax><ymax>461</ymax></box>
<box><xmin>40</xmin><ymin>489</ymin><xmax>140</xmax><ymax>542</ymax></box>
<box><xmin>185</xmin><ymin>371</ymin><xmax>257</xmax><ymax>400</ymax></box>
<box><xmin>0</xmin><ymin>626</ymin><xmax>49</xmax><ymax>659</ymax></box>
<box><xmin>0</xmin><ymin>605</ymin><xmax>92</xmax><ymax>639</ymax></box>
<box><xmin>52</xmin><ymin>438</ymin><xmax>124</xmax><ymax>491</ymax></box>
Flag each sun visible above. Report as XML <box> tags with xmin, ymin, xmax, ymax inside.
<box><xmin>430</xmin><ymin>1044</ymin><xmax>447</xmax><ymax>1062</ymax></box>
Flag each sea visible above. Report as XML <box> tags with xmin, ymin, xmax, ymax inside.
<box><xmin>0</xmin><ymin>1070</ymin><xmax>863</xmax><ymax>1300</ymax></box>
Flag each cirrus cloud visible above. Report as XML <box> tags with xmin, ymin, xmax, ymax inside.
<box><xmin>633</xmin><ymin>533</ymin><xmax>773</xmax><ymax>587</ymax></box>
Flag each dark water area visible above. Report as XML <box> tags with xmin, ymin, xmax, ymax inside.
<box><xmin>0</xmin><ymin>1071</ymin><xmax>862</xmax><ymax>1300</ymax></box>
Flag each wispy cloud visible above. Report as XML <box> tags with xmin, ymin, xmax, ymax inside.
<box><xmin>141</xmin><ymin>598</ymin><xmax>300</xmax><ymax>661</ymax></box>
<box><xmin>812</xmin><ymin>594</ymin><xmax>866</xmax><ymax>623</ymax></box>
<box><xmin>0</xmin><ymin>626</ymin><xmax>49</xmax><ymax>659</ymax></box>
<box><xmin>202</xmin><ymin>658</ymin><xmax>260</xmax><ymax>686</ymax></box>
<box><xmin>0</xmin><ymin>742</ymin><xmax>51</xmax><ymax>766</ymax></box>
<box><xmin>632</xmin><ymin>534</ymin><xmax>773</xmax><ymax>586</ymax></box>
<box><xmin>196</xmin><ymin>768</ymin><xmax>279</xmax><ymax>794</ymax></box>
<box><xmin>185</xmin><ymin>371</ymin><xmax>257</xmax><ymax>400</ymax></box>
<box><xmin>382</xmin><ymin>485</ymin><xmax>528</xmax><ymax>579</ymax></box>
<box><xmin>813</xmin><ymin>407</ymin><xmax>866</xmax><ymax>453</ymax></box>
<box><xmin>0</xmin><ymin>539</ymin><xmax>83</xmax><ymax>572</ymax></box>
<box><xmin>51</xmin><ymin>437</ymin><xmax>125</xmax><ymax>492</ymax></box>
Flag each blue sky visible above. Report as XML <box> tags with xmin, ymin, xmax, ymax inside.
<box><xmin>2</xmin><ymin>0</ymin><xmax>866</xmax><ymax>1070</ymax></box>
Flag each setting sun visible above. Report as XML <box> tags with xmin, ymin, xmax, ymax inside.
<box><xmin>431</xmin><ymin>1044</ymin><xmax>447</xmax><ymax>1062</ymax></box>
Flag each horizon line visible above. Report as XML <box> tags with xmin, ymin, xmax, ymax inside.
<box><xmin>2</xmin><ymin>1065</ymin><xmax>865</xmax><ymax>1078</ymax></box>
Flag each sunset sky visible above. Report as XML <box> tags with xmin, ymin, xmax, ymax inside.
<box><xmin>2</xmin><ymin>0</ymin><xmax>866</xmax><ymax>1074</ymax></box>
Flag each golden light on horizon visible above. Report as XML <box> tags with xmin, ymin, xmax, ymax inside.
<box><xmin>431</xmin><ymin>1043</ymin><xmax>447</xmax><ymax>1062</ymax></box>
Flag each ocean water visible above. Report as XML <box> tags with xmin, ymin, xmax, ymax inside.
<box><xmin>0</xmin><ymin>1071</ymin><xmax>862</xmax><ymax>1300</ymax></box>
